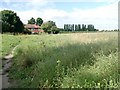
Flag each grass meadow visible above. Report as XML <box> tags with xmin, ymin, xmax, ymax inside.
<box><xmin>2</xmin><ymin>32</ymin><xmax>119</xmax><ymax>88</ymax></box>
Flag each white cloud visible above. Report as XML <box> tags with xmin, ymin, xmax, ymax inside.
<box><xmin>17</xmin><ymin>10</ymin><xmax>41</xmax><ymax>23</ymax></box>
<box><xmin>26</xmin><ymin>0</ymin><xmax>49</xmax><ymax>8</ymax></box>
<box><xmin>0</xmin><ymin>0</ymin><xmax>118</xmax><ymax>30</ymax></box>
<box><xmin>39</xmin><ymin>1</ymin><xmax>117</xmax><ymax>30</ymax></box>
<box><xmin>64</xmin><ymin>1</ymin><xmax>118</xmax><ymax>30</ymax></box>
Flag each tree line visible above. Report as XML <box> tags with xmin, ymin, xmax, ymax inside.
<box><xmin>28</xmin><ymin>17</ymin><xmax>43</xmax><ymax>26</ymax></box>
<box><xmin>1</xmin><ymin>9</ymin><xmax>100</xmax><ymax>34</ymax></box>
<box><xmin>1</xmin><ymin>10</ymin><xmax>60</xmax><ymax>34</ymax></box>
<box><xmin>1</xmin><ymin>10</ymin><xmax>24</xmax><ymax>34</ymax></box>
<box><xmin>64</xmin><ymin>24</ymin><xmax>98</xmax><ymax>31</ymax></box>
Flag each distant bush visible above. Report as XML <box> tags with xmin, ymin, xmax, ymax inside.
<box><xmin>47</xmin><ymin>30</ymin><xmax>52</xmax><ymax>34</ymax></box>
<box><xmin>23</xmin><ymin>29</ymin><xmax>31</xmax><ymax>34</ymax></box>
<box><xmin>51</xmin><ymin>26</ymin><xmax>60</xmax><ymax>34</ymax></box>
<box><xmin>47</xmin><ymin>26</ymin><xmax>60</xmax><ymax>34</ymax></box>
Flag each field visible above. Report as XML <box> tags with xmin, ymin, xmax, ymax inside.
<box><xmin>2</xmin><ymin>32</ymin><xmax>119</xmax><ymax>88</ymax></box>
<box><xmin>1</xmin><ymin>34</ymin><xmax>24</xmax><ymax>58</ymax></box>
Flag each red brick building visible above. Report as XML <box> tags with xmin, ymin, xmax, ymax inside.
<box><xmin>24</xmin><ymin>24</ymin><xmax>44</xmax><ymax>34</ymax></box>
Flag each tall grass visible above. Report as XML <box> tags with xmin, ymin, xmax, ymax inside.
<box><xmin>62</xmin><ymin>51</ymin><xmax>118</xmax><ymax>88</ymax></box>
<box><xmin>1</xmin><ymin>34</ymin><xmax>24</xmax><ymax>58</ymax></box>
<box><xmin>8</xmin><ymin>32</ymin><xmax>118</xmax><ymax>88</ymax></box>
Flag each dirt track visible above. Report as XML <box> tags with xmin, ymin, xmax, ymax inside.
<box><xmin>0</xmin><ymin>45</ymin><xmax>18</xmax><ymax>89</ymax></box>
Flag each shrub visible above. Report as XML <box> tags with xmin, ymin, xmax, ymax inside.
<box><xmin>53</xmin><ymin>29</ymin><xmax>59</xmax><ymax>34</ymax></box>
<box><xmin>47</xmin><ymin>30</ymin><xmax>51</xmax><ymax>34</ymax></box>
<box><xmin>51</xmin><ymin>26</ymin><xmax>60</xmax><ymax>34</ymax></box>
<box><xmin>23</xmin><ymin>29</ymin><xmax>31</xmax><ymax>34</ymax></box>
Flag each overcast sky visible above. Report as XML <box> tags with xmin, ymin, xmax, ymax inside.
<box><xmin>0</xmin><ymin>0</ymin><xmax>119</xmax><ymax>30</ymax></box>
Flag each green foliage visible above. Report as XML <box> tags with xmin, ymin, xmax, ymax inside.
<box><xmin>28</xmin><ymin>17</ymin><xmax>35</xmax><ymax>24</ymax></box>
<box><xmin>47</xmin><ymin>30</ymin><xmax>52</xmax><ymax>34</ymax></box>
<box><xmin>41</xmin><ymin>20</ymin><xmax>57</xmax><ymax>33</ymax></box>
<box><xmin>78</xmin><ymin>24</ymin><xmax>81</xmax><ymax>31</ymax></box>
<box><xmin>28</xmin><ymin>17</ymin><xmax>43</xmax><ymax>26</ymax></box>
<box><xmin>7</xmin><ymin>32</ymin><xmax>118</xmax><ymax>88</ymax></box>
<box><xmin>23</xmin><ymin>29</ymin><xmax>32</xmax><ymax>34</ymax></box>
<box><xmin>88</xmin><ymin>24</ymin><xmax>95</xmax><ymax>31</ymax></box>
<box><xmin>36</xmin><ymin>17</ymin><xmax>43</xmax><ymax>26</ymax></box>
<box><xmin>22</xmin><ymin>58</ymin><xmax>33</xmax><ymax>68</ymax></box>
<box><xmin>1</xmin><ymin>10</ymin><xmax>24</xmax><ymax>33</ymax></box>
<box><xmin>1</xmin><ymin>34</ymin><xmax>22</xmax><ymax>58</ymax></box>
<box><xmin>82</xmin><ymin>24</ymin><xmax>87</xmax><ymax>31</ymax></box>
<box><xmin>51</xmin><ymin>26</ymin><xmax>59</xmax><ymax>34</ymax></box>
<box><xmin>62</xmin><ymin>51</ymin><xmax>118</xmax><ymax>88</ymax></box>
<box><xmin>64</xmin><ymin>24</ymin><xmax>68</xmax><ymax>31</ymax></box>
<box><xmin>75</xmin><ymin>24</ymin><xmax>77</xmax><ymax>31</ymax></box>
<box><xmin>64</xmin><ymin>24</ymin><xmax>97</xmax><ymax>31</ymax></box>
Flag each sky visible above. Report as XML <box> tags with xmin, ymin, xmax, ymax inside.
<box><xmin>0</xmin><ymin>0</ymin><xmax>119</xmax><ymax>30</ymax></box>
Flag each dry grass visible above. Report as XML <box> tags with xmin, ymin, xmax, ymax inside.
<box><xmin>6</xmin><ymin>32</ymin><xmax>119</xmax><ymax>88</ymax></box>
<box><xmin>68</xmin><ymin>32</ymin><xmax>117</xmax><ymax>43</ymax></box>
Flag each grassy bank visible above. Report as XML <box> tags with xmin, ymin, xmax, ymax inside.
<box><xmin>7</xmin><ymin>32</ymin><xmax>119</xmax><ymax>88</ymax></box>
<box><xmin>2</xmin><ymin>35</ymin><xmax>20</xmax><ymax>58</ymax></box>
<box><xmin>1</xmin><ymin>34</ymin><xmax>29</xmax><ymax>69</ymax></box>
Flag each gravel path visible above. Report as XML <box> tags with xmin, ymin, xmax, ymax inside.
<box><xmin>0</xmin><ymin>45</ymin><xmax>18</xmax><ymax>89</ymax></box>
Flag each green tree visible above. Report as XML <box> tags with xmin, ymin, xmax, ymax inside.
<box><xmin>1</xmin><ymin>10</ymin><xmax>24</xmax><ymax>33</ymax></box>
<box><xmin>82</xmin><ymin>24</ymin><xmax>87</xmax><ymax>31</ymax></box>
<box><xmin>41</xmin><ymin>20</ymin><xmax>56</xmax><ymax>33</ymax></box>
<box><xmin>51</xmin><ymin>26</ymin><xmax>59</xmax><ymax>34</ymax></box>
<box><xmin>70</xmin><ymin>24</ymin><xmax>72</xmax><ymax>31</ymax></box>
<box><xmin>75</xmin><ymin>24</ymin><xmax>79</xmax><ymax>31</ymax></box>
<box><xmin>14</xmin><ymin>16</ymin><xmax>24</xmax><ymax>33</ymax></box>
<box><xmin>78</xmin><ymin>24</ymin><xmax>81</xmax><ymax>31</ymax></box>
<box><xmin>64</xmin><ymin>24</ymin><xmax>66</xmax><ymax>31</ymax></box>
<box><xmin>28</xmin><ymin>17</ymin><xmax>35</xmax><ymax>24</ymax></box>
<box><xmin>87</xmin><ymin>24</ymin><xmax>95</xmax><ymax>31</ymax></box>
<box><xmin>71</xmin><ymin>24</ymin><xmax>74</xmax><ymax>31</ymax></box>
<box><xmin>64</xmin><ymin>24</ymin><xmax>69</xmax><ymax>31</ymax></box>
<box><xmin>36</xmin><ymin>17</ymin><xmax>43</xmax><ymax>26</ymax></box>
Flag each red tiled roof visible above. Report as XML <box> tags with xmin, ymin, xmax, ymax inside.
<box><xmin>24</xmin><ymin>24</ymin><xmax>40</xmax><ymax>29</ymax></box>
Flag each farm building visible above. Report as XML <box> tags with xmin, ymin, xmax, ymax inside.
<box><xmin>24</xmin><ymin>24</ymin><xmax>44</xmax><ymax>34</ymax></box>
